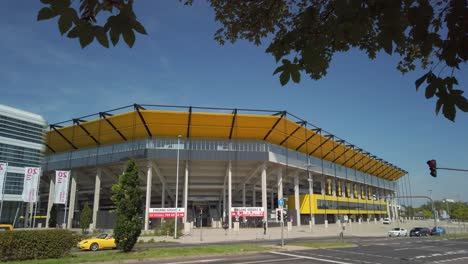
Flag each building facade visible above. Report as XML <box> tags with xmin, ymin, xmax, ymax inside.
<box><xmin>0</xmin><ymin>104</ymin><xmax>46</xmax><ymax>224</ymax></box>
<box><xmin>41</xmin><ymin>105</ymin><xmax>406</xmax><ymax>230</ymax></box>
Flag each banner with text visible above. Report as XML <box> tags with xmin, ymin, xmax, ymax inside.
<box><xmin>54</xmin><ymin>170</ymin><xmax>70</xmax><ymax>204</ymax></box>
<box><xmin>230</xmin><ymin>207</ymin><xmax>264</xmax><ymax>217</ymax></box>
<box><xmin>22</xmin><ymin>167</ymin><xmax>41</xmax><ymax>203</ymax></box>
<box><xmin>0</xmin><ymin>163</ymin><xmax>8</xmax><ymax>195</ymax></box>
<box><xmin>148</xmin><ymin>208</ymin><xmax>185</xmax><ymax>218</ymax></box>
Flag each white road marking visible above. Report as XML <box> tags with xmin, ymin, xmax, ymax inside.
<box><xmin>163</xmin><ymin>259</ymin><xmax>226</xmax><ymax>264</ymax></box>
<box><xmin>395</xmin><ymin>245</ymin><xmax>435</xmax><ymax>251</ymax></box>
<box><xmin>431</xmin><ymin>256</ymin><xmax>468</xmax><ymax>263</ymax></box>
<box><xmin>232</xmin><ymin>257</ymin><xmax>301</xmax><ymax>264</ymax></box>
<box><xmin>270</xmin><ymin>251</ymin><xmax>354</xmax><ymax>264</ymax></box>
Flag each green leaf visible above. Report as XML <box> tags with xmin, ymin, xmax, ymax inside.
<box><xmin>58</xmin><ymin>15</ymin><xmax>72</xmax><ymax>35</ymax></box>
<box><xmin>279</xmin><ymin>71</ymin><xmax>290</xmax><ymax>86</ymax></box>
<box><xmin>94</xmin><ymin>27</ymin><xmax>109</xmax><ymax>48</ymax></box>
<box><xmin>382</xmin><ymin>36</ymin><xmax>393</xmax><ymax>55</ymax></box>
<box><xmin>132</xmin><ymin>20</ymin><xmax>147</xmax><ymax>35</ymax></box>
<box><xmin>435</xmin><ymin>99</ymin><xmax>442</xmax><ymax>114</ymax></box>
<box><xmin>291</xmin><ymin>68</ymin><xmax>300</xmax><ymax>83</ymax></box>
<box><xmin>122</xmin><ymin>29</ymin><xmax>136</xmax><ymax>48</ymax></box>
<box><xmin>37</xmin><ymin>7</ymin><xmax>57</xmax><ymax>21</ymax></box>
<box><xmin>110</xmin><ymin>27</ymin><xmax>120</xmax><ymax>46</ymax></box>
<box><xmin>425</xmin><ymin>83</ymin><xmax>437</xmax><ymax>99</ymax></box>
<box><xmin>415</xmin><ymin>72</ymin><xmax>429</xmax><ymax>90</ymax></box>
<box><xmin>79</xmin><ymin>28</ymin><xmax>94</xmax><ymax>48</ymax></box>
<box><xmin>67</xmin><ymin>26</ymin><xmax>79</xmax><ymax>38</ymax></box>
<box><xmin>273</xmin><ymin>66</ymin><xmax>284</xmax><ymax>75</ymax></box>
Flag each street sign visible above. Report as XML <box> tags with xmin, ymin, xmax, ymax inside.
<box><xmin>279</xmin><ymin>199</ymin><xmax>284</xmax><ymax>207</ymax></box>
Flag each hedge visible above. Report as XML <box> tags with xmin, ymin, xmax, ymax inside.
<box><xmin>0</xmin><ymin>229</ymin><xmax>76</xmax><ymax>261</ymax></box>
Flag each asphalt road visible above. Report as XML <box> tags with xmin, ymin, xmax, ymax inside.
<box><xmin>131</xmin><ymin>238</ymin><xmax>468</xmax><ymax>264</ymax></box>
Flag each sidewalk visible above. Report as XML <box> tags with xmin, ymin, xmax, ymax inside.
<box><xmin>139</xmin><ymin>219</ymin><xmax>465</xmax><ymax>244</ymax></box>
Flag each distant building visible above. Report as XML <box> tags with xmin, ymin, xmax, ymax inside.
<box><xmin>0</xmin><ymin>104</ymin><xmax>46</xmax><ymax>224</ymax></box>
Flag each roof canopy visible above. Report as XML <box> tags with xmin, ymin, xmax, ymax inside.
<box><xmin>46</xmin><ymin>104</ymin><xmax>406</xmax><ymax>181</ymax></box>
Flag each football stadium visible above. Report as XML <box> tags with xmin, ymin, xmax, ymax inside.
<box><xmin>37</xmin><ymin>104</ymin><xmax>407</xmax><ymax>231</ymax></box>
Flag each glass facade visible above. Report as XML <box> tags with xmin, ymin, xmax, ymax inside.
<box><xmin>0</xmin><ymin>115</ymin><xmax>45</xmax><ymax>144</ymax></box>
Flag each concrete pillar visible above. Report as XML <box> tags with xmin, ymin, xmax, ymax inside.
<box><xmin>228</xmin><ymin>161</ymin><xmax>232</xmax><ymax>229</ymax></box>
<box><xmin>261</xmin><ymin>164</ymin><xmax>267</xmax><ymax>226</ymax></box>
<box><xmin>92</xmin><ymin>168</ymin><xmax>101</xmax><ymax>230</ymax></box>
<box><xmin>161</xmin><ymin>182</ymin><xmax>166</xmax><ymax>208</ymax></box>
<box><xmin>67</xmin><ymin>173</ymin><xmax>77</xmax><ymax>229</ymax></box>
<box><xmin>242</xmin><ymin>184</ymin><xmax>246</xmax><ymax>207</ymax></box>
<box><xmin>294</xmin><ymin>174</ymin><xmax>301</xmax><ymax>227</ymax></box>
<box><xmin>144</xmin><ymin>164</ymin><xmax>152</xmax><ymax>231</ymax></box>
<box><xmin>46</xmin><ymin>176</ymin><xmax>55</xmax><ymax>228</ymax></box>
<box><xmin>277</xmin><ymin>170</ymin><xmax>283</xmax><ymax>202</ymax></box>
<box><xmin>332</xmin><ymin>179</ymin><xmax>336</xmax><ymax>196</ymax></box>
<box><xmin>183</xmin><ymin>161</ymin><xmax>189</xmax><ymax>224</ymax></box>
<box><xmin>308</xmin><ymin>171</ymin><xmax>314</xmax><ymax>226</ymax></box>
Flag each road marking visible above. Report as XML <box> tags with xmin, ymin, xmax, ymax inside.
<box><xmin>395</xmin><ymin>245</ymin><xmax>435</xmax><ymax>251</ymax></box>
<box><xmin>431</xmin><ymin>256</ymin><xmax>468</xmax><ymax>263</ymax></box>
<box><xmin>163</xmin><ymin>259</ymin><xmax>226</xmax><ymax>264</ymax></box>
<box><xmin>323</xmin><ymin>248</ymin><xmax>399</xmax><ymax>260</ymax></box>
<box><xmin>232</xmin><ymin>257</ymin><xmax>301</xmax><ymax>264</ymax></box>
<box><xmin>270</xmin><ymin>251</ymin><xmax>354</xmax><ymax>264</ymax></box>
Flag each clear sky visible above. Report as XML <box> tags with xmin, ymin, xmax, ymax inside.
<box><xmin>1</xmin><ymin>1</ymin><xmax>467</xmax><ymax>204</ymax></box>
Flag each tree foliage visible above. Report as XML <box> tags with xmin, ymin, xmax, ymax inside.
<box><xmin>37</xmin><ymin>0</ymin><xmax>467</xmax><ymax>121</ymax></box>
<box><xmin>79</xmin><ymin>202</ymin><xmax>92</xmax><ymax>233</ymax></box>
<box><xmin>48</xmin><ymin>204</ymin><xmax>57</xmax><ymax>228</ymax></box>
<box><xmin>111</xmin><ymin>159</ymin><xmax>143</xmax><ymax>252</ymax></box>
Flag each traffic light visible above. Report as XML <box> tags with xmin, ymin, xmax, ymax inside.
<box><xmin>277</xmin><ymin>210</ymin><xmax>281</xmax><ymax>221</ymax></box>
<box><xmin>427</xmin><ymin>159</ymin><xmax>437</xmax><ymax>177</ymax></box>
<box><xmin>283</xmin><ymin>210</ymin><xmax>288</xmax><ymax>221</ymax></box>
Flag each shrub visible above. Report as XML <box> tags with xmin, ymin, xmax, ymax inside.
<box><xmin>153</xmin><ymin>220</ymin><xmax>182</xmax><ymax>238</ymax></box>
<box><xmin>111</xmin><ymin>159</ymin><xmax>143</xmax><ymax>252</ymax></box>
<box><xmin>0</xmin><ymin>229</ymin><xmax>75</xmax><ymax>261</ymax></box>
<box><xmin>80</xmin><ymin>202</ymin><xmax>92</xmax><ymax>233</ymax></box>
<box><xmin>48</xmin><ymin>204</ymin><xmax>57</xmax><ymax>228</ymax></box>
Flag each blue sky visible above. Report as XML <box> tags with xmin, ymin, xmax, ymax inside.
<box><xmin>1</xmin><ymin>1</ymin><xmax>467</xmax><ymax>204</ymax></box>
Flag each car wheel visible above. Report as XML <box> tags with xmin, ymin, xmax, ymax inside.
<box><xmin>90</xmin><ymin>243</ymin><xmax>99</xmax><ymax>251</ymax></box>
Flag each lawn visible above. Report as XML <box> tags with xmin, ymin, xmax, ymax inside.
<box><xmin>5</xmin><ymin>244</ymin><xmax>272</xmax><ymax>264</ymax></box>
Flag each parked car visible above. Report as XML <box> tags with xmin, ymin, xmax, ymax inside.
<box><xmin>388</xmin><ymin>228</ymin><xmax>408</xmax><ymax>237</ymax></box>
<box><xmin>383</xmin><ymin>218</ymin><xmax>391</xmax><ymax>224</ymax></box>
<box><xmin>431</xmin><ymin>226</ymin><xmax>446</xmax><ymax>236</ymax></box>
<box><xmin>78</xmin><ymin>233</ymin><xmax>116</xmax><ymax>251</ymax></box>
<box><xmin>409</xmin><ymin>227</ymin><xmax>431</xmax><ymax>237</ymax></box>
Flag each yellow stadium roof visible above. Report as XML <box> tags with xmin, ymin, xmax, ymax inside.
<box><xmin>45</xmin><ymin>104</ymin><xmax>406</xmax><ymax>181</ymax></box>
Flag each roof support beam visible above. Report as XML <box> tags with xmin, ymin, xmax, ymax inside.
<box><xmin>100</xmin><ymin>112</ymin><xmax>127</xmax><ymax>141</ymax></box>
<box><xmin>356</xmin><ymin>156</ymin><xmax>378</xmax><ymax>171</ymax></box>
<box><xmin>280</xmin><ymin>121</ymin><xmax>305</xmax><ymax>146</ymax></box>
<box><xmin>331</xmin><ymin>144</ymin><xmax>353</xmax><ymax>163</ymax></box>
<box><xmin>378</xmin><ymin>165</ymin><xmax>393</xmax><ymax>179</ymax></box>
<box><xmin>134</xmin><ymin>104</ymin><xmax>152</xmax><ymax>138</ymax></box>
<box><xmin>150</xmin><ymin>161</ymin><xmax>175</xmax><ymax>201</ymax></box>
<box><xmin>45</xmin><ymin>144</ymin><xmax>56</xmax><ymax>153</ymax></box>
<box><xmin>346</xmin><ymin>152</ymin><xmax>368</xmax><ymax>169</ymax></box>
<box><xmin>51</xmin><ymin>125</ymin><xmax>78</xmax><ymax>150</ymax></box>
<box><xmin>73</xmin><ymin>119</ymin><xmax>100</xmax><ymax>145</ymax></box>
<box><xmin>385</xmin><ymin>170</ymin><xmax>400</xmax><ymax>180</ymax></box>
<box><xmin>321</xmin><ymin>139</ymin><xmax>345</xmax><ymax>160</ymax></box>
<box><xmin>263</xmin><ymin>111</ymin><xmax>286</xmax><ymax>140</ymax></box>
<box><xmin>366</xmin><ymin>161</ymin><xmax>386</xmax><ymax>175</ymax></box>
<box><xmin>309</xmin><ymin>134</ymin><xmax>333</xmax><ymax>156</ymax></box>
<box><xmin>295</xmin><ymin>128</ymin><xmax>320</xmax><ymax>151</ymax></box>
<box><xmin>187</xmin><ymin>106</ymin><xmax>192</xmax><ymax>138</ymax></box>
<box><xmin>229</xmin><ymin>109</ymin><xmax>237</xmax><ymax>139</ymax></box>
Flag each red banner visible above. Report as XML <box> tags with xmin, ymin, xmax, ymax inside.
<box><xmin>148</xmin><ymin>208</ymin><xmax>185</xmax><ymax>218</ymax></box>
<box><xmin>230</xmin><ymin>207</ymin><xmax>264</xmax><ymax>217</ymax></box>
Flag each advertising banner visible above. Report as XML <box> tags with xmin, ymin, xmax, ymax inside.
<box><xmin>54</xmin><ymin>170</ymin><xmax>70</xmax><ymax>204</ymax></box>
<box><xmin>0</xmin><ymin>163</ymin><xmax>8</xmax><ymax>195</ymax></box>
<box><xmin>22</xmin><ymin>167</ymin><xmax>41</xmax><ymax>203</ymax></box>
<box><xmin>148</xmin><ymin>208</ymin><xmax>185</xmax><ymax>218</ymax></box>
<box><xmin>230</xmin><ymin>207</ymin><xmax>264</xmax><ymax>217</ymax></box>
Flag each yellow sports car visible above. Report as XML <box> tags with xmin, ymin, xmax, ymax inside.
<box><xmin>78</xmin><ymin>233</ymin><xmax>116</xmax><ymax>251</ymax></box>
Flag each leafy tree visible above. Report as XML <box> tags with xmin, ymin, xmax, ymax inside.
<box><xmin>37</xmin><ymin>0</ymin><xmax>466</xmax><ymax>121</ymax></box>
<box><xmin>48</xmin><ymin>204</ymin><xmax>57</xmax><ymax>228</ymax></box>
<box><xmin>111</xmin><ymin>159</ymin><xmax>143</xmax><ymax>252</ymax></box>
<box><xmin>79</xmin><ymin>202</ymin><xmax>92</xmax><ymax>233</ymax></box>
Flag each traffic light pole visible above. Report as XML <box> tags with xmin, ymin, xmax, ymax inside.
<box><xmin>280</xmin><ymin>206</ymin><xmax>284</xmax><ymax>247</ymax></box>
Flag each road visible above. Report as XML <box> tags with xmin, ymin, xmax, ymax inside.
<box><xmin>130</xmin><ymin>238</ymin><xmax>468</xmax><ymax>264</ymax></box>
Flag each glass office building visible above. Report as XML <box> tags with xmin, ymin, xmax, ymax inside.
<box><xmin>0</xmin><ymin>104</ymin><xmax>46</xmax><ymax>224</ymax></box>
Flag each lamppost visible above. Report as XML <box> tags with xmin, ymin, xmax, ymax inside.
<box><xmin>304</xmin><ymin>162</ymin><xmax>315</xmax><ymax>232</ymax></box>
<box><xmin>174</xmin><ymin>135</ymin><xmax>182</xmax><ymax>239</ymax></box>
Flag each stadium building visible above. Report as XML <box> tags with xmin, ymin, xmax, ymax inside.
<box><xmin>39</xmin><ymin>104</ymin><xmax>407</xmax><ymax>230</ymax></box>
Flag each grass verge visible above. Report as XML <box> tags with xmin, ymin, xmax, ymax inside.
<box><xmin>5</xmin><ymin>244</ymin><xmax>272</xmax><ymax>264</ymax></box>
<box><xmin>288</xmin><ymin>241</ymin><xmax>354</xmax><ymax>248</ymax></box>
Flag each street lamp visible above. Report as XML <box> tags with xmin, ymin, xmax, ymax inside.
<box><xmin>174</xmin><ymin>135</ymin><xmax>182</xmax><ymax>239</ymax></box>
<box><xmin>304</xmin><ymin>162</ymin><xmax>316</xmax><ymax>232</ymax></box>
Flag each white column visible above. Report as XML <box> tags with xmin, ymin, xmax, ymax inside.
<box><xmin>144</xmin><ymin>164</ymin><xmax>152</xmax><ymax>231</ymax></box>
<box><xmin>308</xmin><ymin>171</ymin><xmax>314</xmax><ymax>225</ymax></box>
<box><xmin>67</xmin><ymin>173</ymin><xmax>77</xmax><ymax>229</ymax></box>
<box><xmin>294</xmin><ymin>174</ymin><xmax>301</xmax><ymax>227</ymax></box>
<box><xmin>92</xmin><ymin>168</ymin><xmax>101</xmax><ymax>230</ymax></box>
<box><xmin>183</xmin><ymin>161</ymin><xmax>189</xmax><ymax>223</ymax></box>
<box><xmin>242</xmin><ymin>184</ymin><xmax>246</xmax><ymax>207</ymax></box>
<box><xmin>261</xmin><ymin>164</ymin><xmax>267</xmax><ymax>226</ymax></box>
<box><xmin>46</xmin><ymin>176</ymin><xmax>55</xmax><ymax>228</ymax></box>
<box><xmin>161</xmin><ymin>182</ymin><xmax>166</xmax><ymax>208</ymax></box>
<box><xmin>228</xmin><ymin>161</ymin><xmax>232</xmax><ymax>229</ymax></box>
<box><xmin>277</xmin><ymin>170</ymin><xmax>283</xmax><ymax>202</ymax></box>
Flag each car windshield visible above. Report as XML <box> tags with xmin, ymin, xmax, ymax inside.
<box><xmin>97</xmin><ymin>234</ymin><xmax>108</xmax><ymax>239</ymax></box>
<box><xmin>393</xmin><ymin>228</ymin><xmax>400</xmax><ymax>231</ymax></box>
